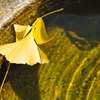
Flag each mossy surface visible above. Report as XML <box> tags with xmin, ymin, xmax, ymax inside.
<box><xmin>1</xmin><ymin>1</ymin><xmax>100</xmax><ymax>100</ymax></box>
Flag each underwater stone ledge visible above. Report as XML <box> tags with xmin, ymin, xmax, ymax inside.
<box><xmin>0</xmin><ymin>0</ymin><xmax>100</xmax><ymax>35</ymax></box>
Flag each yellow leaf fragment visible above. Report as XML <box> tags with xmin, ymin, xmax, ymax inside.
<box><xmin>32</xmin><ymin>18</ymin><xmax>56</xmax><ymax>44</ymax></box>
<box><xmin>14</xmin><ymin>24</ymin><xmax>32</xmax><ymax>41</ymax></box>
<box><xmin>38</xmin><ymin>47</ymin><xmax>49</xmax><ymax>64</ymax></box>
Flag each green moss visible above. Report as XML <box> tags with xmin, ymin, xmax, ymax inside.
<box><xmin>1</xmin><ymin>3</ymin><xmax>100</xmax><ymax>100</ymax></box>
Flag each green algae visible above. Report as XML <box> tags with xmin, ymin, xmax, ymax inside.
<box><xmin>1</xmin><ymin>2</ymin><xmax>100</xmax><ymax>100</ymax></box>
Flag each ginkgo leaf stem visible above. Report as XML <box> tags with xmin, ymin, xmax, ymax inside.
<box><xmin>0</xmin><ymin>61</ymin><xmax>10</xmax><ymax>95</ymax></box>
<box><xmin>41</xmin><ymin>8</ymin><xmax>64</xmax><ymax>18</ymax></box>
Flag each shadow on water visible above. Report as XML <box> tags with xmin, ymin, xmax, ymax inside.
<box><xmin>0</xmin><ymin>55</ymin><xmax>40</xmax><ymax>100</ymax></box>
<box><xmin>44</xmin><ymin>14</ymin><xmax>100</xmax><ymax>50</ymax></box>
<box><xmin>0</xmin><ymin>57</ymin><xmax>7</xmax><ymax>85</ymax></box>
<box><xmin>6</xmin><ymin>63</ymin><xmax>40</xmax><ymax>100</ymax></box>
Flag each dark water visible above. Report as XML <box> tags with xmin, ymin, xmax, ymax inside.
<box><xmin>44</xmin><ymin>14</ymin><xmax>100</xmax><ymax>50</ymax></box>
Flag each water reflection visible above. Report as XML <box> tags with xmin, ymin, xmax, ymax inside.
<box><xmin>44</xmin><ymin>14</ymin><xmax>100</xmax><ymax>50</ymax></box>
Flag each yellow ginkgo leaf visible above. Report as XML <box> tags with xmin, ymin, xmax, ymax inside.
<box><xmin>32</xmin><ymin>18</ymin><xmax>56</xmax><ymax>44</ymax></box>
<box><xmin>0</xmin><ymin>32</ymin><xmax>49</xmax><ymax>65</ymax></box>
<box><xmin>14</xmin><ymin>24</ymin><xmax>32</xmax><ymax>41</ymax></box>
<box><xmin>0</xmin><ymin>8</ymin><xmax>64</xmax><ymax>66</ymax></box>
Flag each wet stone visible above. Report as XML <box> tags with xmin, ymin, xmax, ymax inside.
<box><xmin>0</xmin><ymin>0</ymin><xmax>37</xmax><ymax>31</ymax></box>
